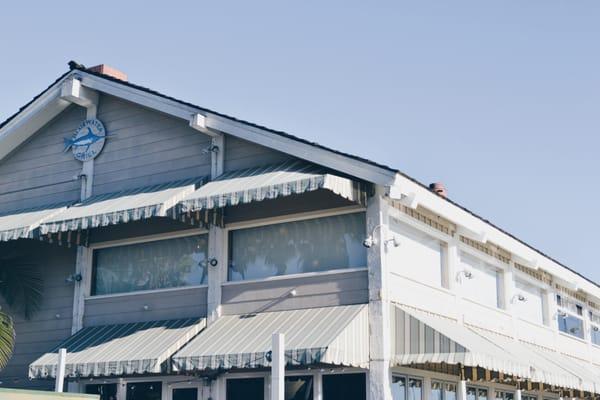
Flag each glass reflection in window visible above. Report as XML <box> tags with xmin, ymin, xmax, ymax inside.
<box><xmin>93</xmin><ymin>235</ymin><xmax>208</xmax><ymax>295</ymax></box>
<box><xmin>432</xmin><ymin>381</ymin><xmax>456</xmax><ymax>400</ymax></box>
<box><xmin>228</xmin><ymin>213</ymin><xmax>366</xmax><ymax>281</ymax></box>
<box><xmin>392</xmin><ymin>376</ymin><xmax>406</xmax><ymax>400</ymax></box>
<box><xmin>558</xmin><ymin>313</ymin><xmax>584</xmax><ymax>339</ymax></box>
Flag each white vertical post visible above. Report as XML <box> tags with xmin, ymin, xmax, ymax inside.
<box><xmin>211</xmin><ymin>134</ymin><xmax>225</xmax><ymax>178</ymax></box>
<box><xmin>314</xmin><ymin>372</ymin><xmax>323</xmax><ymax>400</ymax></box>
<box><xmin>423</xmin><ymin>376</ymin><xmax>432</xmax><ymax>400</ymax></box>
<box><xmin>72</xmin><ymin>246</ymin><xmax>93</xmax><ymax>334</ymax></box>
<box><xmin>457</xmin><ymin>380</ymin><xmax>467</xmax><ymax>400</ymax></box>
<box><xmin>367</xmin><ymin>187</ymin><xmax>392</xmax><ymax>400</ymax></box>
<box><xmin>271</xmin><ymin>333</ymin><xmax>285</xmax><ymax>400</ymax></box>
<box><xmin>515</xmin><ymin>389</ymin><xmax>522</xmax><ymax>400</ymax></box>
<box><xmin>55</xmin><ymin>348</ymin><xmax>67</xmax><ymax>392</ymax></box>
<box><xmin>207</xmin><ymin>226</ymin><xmax>226</xmax><ymax>324</ymax></box>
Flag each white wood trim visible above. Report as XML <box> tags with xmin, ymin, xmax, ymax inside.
<box><xmin>207</xmin><ymin>225</ymin><xmax>226</xmax><ymax>323</ymax></box>
<box><xmin>211</xmin><ymin>134</ymin><xmax>225</xmax><ymax>179</ymax></box>
<box><xmin>225</xmin><ymin>205</ymin><xmax>365</xmax><ymax>231</ymax></box>
<box><xmin>221</xmin><ymin>267</ymin><xmax>367</xmax><ymax>287</ymax></box>
<box><xmin>89</xmin><ymin>227</ymin><xmax>208</xmax><ymax>249</ymax></box>
<box><xmin>84</xmin><ymin>283</ymin><xmax>208</xmax><ymax>301</ymax></box>
<box><xmin>72</xmin><ymin>246</ymin><xmax>92</xmax><ymax>334</ymax></box>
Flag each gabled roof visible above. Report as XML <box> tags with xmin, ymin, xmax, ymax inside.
<box><xmin>0</xmin><ymin>61</ymin><xmax>597</xmax><ymax>293</ymax></box>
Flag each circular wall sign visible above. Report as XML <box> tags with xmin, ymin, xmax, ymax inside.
<box><xmin>64</xmin><ymin>118</ymin><xmax>107</xmax><ymax>162</ymax></box>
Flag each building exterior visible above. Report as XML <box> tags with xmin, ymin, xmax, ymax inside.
<box><xmin>0</xmin><ymin>62</ymin><xmax>599</xmax><ymax>400</ymax></box>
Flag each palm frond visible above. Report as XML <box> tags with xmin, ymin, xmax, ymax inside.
<box><xmin>0</xmin><ymin>312</ymin><xmax>15</xmax><ymax>369</ymax></box>
<box><xmin>0</xmin><ymin>259</ymin><xmax>43</xmax><ymax>320</ymax></box>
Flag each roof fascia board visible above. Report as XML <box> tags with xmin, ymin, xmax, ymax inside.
<box><xmin>78</xmin><ymin>72</ymin><xmax>397</xmax><ymax>186</ymax></box>
<box><xmin>391</xmin><ymin>174</ymin><xmax>599</xmax><ymax>295</ymax></box>
<box><xmin>0</xmin><ymin>76</ymin><xmax>73</xmax><ymax>160</ymax></box>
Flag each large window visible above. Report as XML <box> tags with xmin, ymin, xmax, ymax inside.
<box><xmin>514</xmin><ymin>279</ymin><xmax>545</xmax><ymax>325</ymax></box>
<box><xmin>390</xmin><ymin>220</ymin><xmax>445</xmax><ymax>287</ymax></box>
<box><xmin>286</xmin><ymin>375</ymin><xmax>313</xmax><ymax>400</ymax></box>
<box><xmin>458</xmin><ymin>252</ymin><xmax>502</xmax><ymax>309</ymax></box>
<box><xmin>467</xmin><ymin>386</ymin><xmax>488</xmax><ymax>400</ymax></box>
<box><xmin>323</xmin><ymin>373</ymin><xmax>366</xmax><ymax>400</ymax></box>
<box><xmin>556</xmin><ymin>295</ymin><xmax>584</xmax><ymax>339</ymax></box>
<box><xmin>86</xmin><ymin>383</ymin><xmax>117</xmax><ymax>400</ymax></box>
<box><xmin>590</xmin><ymin>311</ymin><xmax>600</xmax><ymax>346</ymax></box>
<box><xmin>93</xmin><ymin>234</ymin><xmax>208</xmax><ymax>295</ymax></box>
<box><xmin>228</xmin><ymin>213</ymin><xmax>366</xmax><ymax>281</ymax></box>
<box><xmin>431</xmin><ymin>381</ymin><xmax>456</xmax><ymax>400</ymax></box>
<box><xmin>391</xmin><ymin>375</ymin><xmax>422</xmax><ymax>400</ymax></box>
<box><xmin>127</xmin><ymin>381</ymin><xmax>162</xmax><ymax>400</ymax></box>
<box><xmin>226</xmin><ymin>378</ymin><xmax>264</xmax><ymax>400</ymax></box>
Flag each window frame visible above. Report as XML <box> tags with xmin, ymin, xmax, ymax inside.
<box><xmin>86</xmin><ymin>227</ymin><xmax>209</xmax><ymax>299</ymax></box>
<box><xmin>556</xmin><ymin>294</ymin><xmax>586</xmax><ymax>340</ymax></box>
<box><xmin>225</xmin><ymin>207</ymin><xmax>367</xmax><ymax>283</ymax></box>
<box><xmin>391</xmin><ymin>373</ymin><xmax>424</xmax><ymax>400</ymax></box>
<box><xmin>431</xmin><ymin>379</ymin><xmax>458</xmax><ymax>400</ymax></box>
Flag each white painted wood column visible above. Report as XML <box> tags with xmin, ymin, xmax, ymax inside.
<box><xmin>271</xmin><ymin>333</ymin><xmax>285</xmax><ymax>400</ymax></box>
<box><xmin>70</xmin><ymin>92</ymin><xmax>98</xmax><ymax>336</ymax></box>
<box><xmin>446</xmin><ymin>238</ymin><xmax>464</xmax><ymax>323</ymax></box>
<box><xmin>55</xmin><ymin>348</ymin><xmax>67</xmax><ymax>392</ymax></box>
<box><xmin>457</xmin><ymin>380</ymin><xmax>467</xmax><ymax>400</ymax></box>
<box><xmin>367</xmin><ymin>187</ymin><xmax>392</xmax><ymax>400</ymax></box>
<box><xmin>503</xmin><ymin>262</ymin><xmax>518</xmax><ymax>339</ymax></box>
<box><xmin>206</xmin><ymin>132</ymin><xmax>226</xmax><ymax>324</ymax></box>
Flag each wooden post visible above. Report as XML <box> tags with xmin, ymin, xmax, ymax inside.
<box><xmin>367</xmin><ymin>188</ymin><xmax>392</xmax><ymax>400</ymax></box>
<box><xmin>271</xmin><ymin>333</ymin><xmax>285</xmax><ymax>400</ymax></box>
<box><xmin>457</xmin><ymin>380</ymin><xmax>467</xmax><ymax>400</ymax></box>
<box><xmin>55</xmin><ymin>348</ymin><xmax>67</xmax><ymax>392</ymax></box>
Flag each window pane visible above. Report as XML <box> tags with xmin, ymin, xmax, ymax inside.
<box><xmin>408</xmin><ymin>378</ymin><xmax>422</xmax><ymax>400</ymax></box>
<box><xmin>431</xmin><ymin>381</ymin><xmax>443</xmax><ymax>400</ymax></box>
<box><xmin>173</xmin><ymin>388</ymin><xmax>198</xmax><ymax>400</ymax></box>
<box><xmin>86</xmin><ymin>384</ymin><xmax>117</xmax><ymax>400</ymax></box>
<box><xmin>286</xmin><ymin>375</ymin><xmax>313</xmax><ymax>400</ymax></box>
<box><xmin>459</xmin><ymin>253</ymin><xmax>500</xmax><ymax>308</ymax></box>
<box><xmin>389</xmin><ymin>220</ymin><xmax>444</xmax><ymax>287</ymax></box>
<box><xmin>323</xmin><ymin>373</ymin><xmax>366</xmax><ymax>400</ymax></box>
<box><xmin>445</xmin><ymin>383</ymin><xmax>457</xmax><ymax>400</ymax></box>
<box><xmin>592</xmin><ymin>326</ymin><xmax>600</xmax><ymax>345</ymax></box>
<box><xmin>514</xmin><ymin>279</ymin><xmax>544</xmax><ymax>325</ymax></box>
<box><xmin>558</xmin><ymin>314</ymin><xmax>584</xmax><ymax>339</ymax></box>
<box><xmin>226</xmin><ymin>378</ymin><xmax>264</xmax><ymax>400</ymax></box>
<box><xmin>392</xmin><ymin>376</ymin><xmax>406</xmax><ymax>400</ymax></box>
<box><xmin>467</xmin><ymin>387</ymin><xmax>477</xmax><ymax>400</ymax></box>
<box><xmin>229</xmin><ymin>213</ymin><xmax>366</xmax><ymax>281</ymax></box>
<box><xmin>477</xmin><ymin>388</ymin><xmax>488</xmax><ymax>400</ymax></box>
<box><xmin>127</xmin><ymin>382</ymin><xmax>162</xmax><ymax>400</ymax></box>
<box><xmin>93</xmin><ymin>235</ymin><xmax>208</xmax><ymax>295</ymax></box>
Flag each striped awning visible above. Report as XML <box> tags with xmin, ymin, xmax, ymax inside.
<box><xmin>172</xmin><ymin>304</ymin><xmax>369</xmax><ymax>371</ymax></box>
<box><xmin>39</xmin><ymin>178</ymin><xmax>203</xmax><ymax>235</ymax></box>
<box><xmin>0</xmin><ymin>203</ymin><xmax>69</xmax><ymax>242</ymax></box>
<box><xmin>391</xmin><ymin>304</ymin><xmax>594</xmax><ymax>392</ymax></box>
<box><xmin>29</xmin><ymin>318</ymin><xmax>205</xmax><ymax>379</ymax></box>
<box><xmin>177</xmin><ymin>160</ymin><xmax>370</xmax><ymax>214</ymax></box>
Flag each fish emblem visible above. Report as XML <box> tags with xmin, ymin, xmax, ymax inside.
<box><xmin>64</xmin><ymin>118</ymin><xmax>109</xmax><ymax>162</ymax></box>
<box><xmin>63</xmin><ymin>127</ymin><xmax>105</xmax><ymax>152</ymax></box>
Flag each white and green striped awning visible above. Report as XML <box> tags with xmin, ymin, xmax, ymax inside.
<box><xmin>0</xmin><ymin>203</ymin><xmax>69</xmax><ymax>242</ymax></box>
<box><xmin>177</xmin><ymin>160</ymin><xmax>370</xmax><ymax>214</ymax></box>
<box><xmin>172</xmin><ymin>304</ymin><xmax>369</xmax><ymax>371</ymax></box>
<box><xmin>392</xmin><ymin>304</ymin><xmax>594</xmax><ymax>393</ymax></box>
<box><xmin>39</xmin><ymin>178</ymin><xmax>203</xmax><ymax>235</ymax></box>
<box><xmin>29</xmin><ymin>318</ymin><xmax>206</xmax><ymax>379</ymax></box>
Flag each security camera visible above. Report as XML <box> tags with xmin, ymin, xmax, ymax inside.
<box><xmin>385</xmin><ymin>236</ymin><xmax>401</xmax><ymax>248</ymax></box>
<box><xmin>362</xmin><ymin>236</ymin><xmax>375</xmax><ymax>248</ymax></box>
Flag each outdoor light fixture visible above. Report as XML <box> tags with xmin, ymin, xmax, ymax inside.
<box><xmin>65</xmin><ymin>273</ymin><xmax>82</xmax><ymax>283</ymax></box>
<box><xmin>511</xmin><ymin>294</ymin><xmax>528</xmax><ymax>303</ymax></box>
<box><xmin>362</xmin><ymin>224</ymin><xmax>400</xmax><ymax>249</ymax></box>
<box><xmin>455</xmin><ymin>270</ymin><xmax>474</xmax><ymax>283</ymax></box>
<box><xmin>208</xmin><ymin>258</ymin><xmax>218</xmax><ymax>267</ymax></box>
<box><xmin>557</xmin><ymin>311</ymin><xmax>568</xmax><ymax>318</ymax></box>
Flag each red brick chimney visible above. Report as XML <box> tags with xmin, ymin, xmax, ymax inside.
<box><xmin>88</xmin><ymin>64</ymin><xmax>128</xmax><ymax>82</ymax></box>
<box><xmin>429</xmin><ymin>182</ymin><xmax>448</xmax><ymax>198</ymax></box>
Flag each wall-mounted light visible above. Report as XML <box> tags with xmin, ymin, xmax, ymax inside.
<box><xmin>362</xmin><ymin>224</ymin><xmax>400</xmax><ymax>249</ymax></box>
<box><xmin>557</xmin><ymin>311</ymin><xmax>568</xmax><ymax>318</ymax></box>
<box><xmin>65</xmin><ymin>273</ymin><xmax>82</xmax><ymax>283</ymax></box>
<box><xmin>384</xmin><ymin>236</ymin><xmax>401</xmax><ymax>249</ymax></box>
<box><xmin>593</xmin><ymin>326</ymin><xmax>599</xmax><ymax>332</ymax></box>
<box><xmin>455</xmin><ymin>270</ymin><xmax>474</xmax><ymax>283</ymax></box>
<box><xmin>208</xmin><ymin>258</ymin><xmax>218</xmax><ymax>267</ymax></box>
<box><xmin>143</xmin><ymin>305</ymin><xmax>150</xmax><ymax>311</ymax></box>
<box><xmin>511</xmin><ymin>294</ymin><xmax>528</xmax><ymax>304</ymax></box>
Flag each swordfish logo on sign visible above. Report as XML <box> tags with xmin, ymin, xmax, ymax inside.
<box><xmin>64</xmin><ymin>118</ymin><xmax>108</xmax><ymax>162</ymax></box>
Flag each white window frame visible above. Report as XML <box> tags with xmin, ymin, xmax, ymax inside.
<box><xmin>456</xmin><ymin>249</ymin><xmax>505</xmax><ymax>310</ymax></box>
<box><xmin>85</xmin><ymin>227</ymin><xmax>209</xmax><ymax>300</ymax></box>
<box><xmin>430</xmin><ymin>379</ymin><xmax>458</xmax><ymax>400</ymax></box>
<box><xmin>225</xmin><ymin>206</ymin><xmax>367</xmax><ymax>283</ymax></box>
<box><xmin>555</xmin><ymin>293</ymin><xmax>586</xmax><ymax>341</ymax></box>
<box><xmin>588</xmin><ymin>310</ymin><xmax>600</xmax><ymax>347</ymax></box>
<box><xmin>391</xmin><ymin>373</ymin><xmax>425</xmax><ymax>400</ymax></box>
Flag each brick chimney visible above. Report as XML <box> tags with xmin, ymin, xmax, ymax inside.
<box><xmin>88</xmin><ymin>64</ymin><xmax>128</xmax><ymax>82</ymax></box>
<box><xmin>429</xmin><ymin>182</ymin><xmax>447</xmax><ymax>198</ymax></box>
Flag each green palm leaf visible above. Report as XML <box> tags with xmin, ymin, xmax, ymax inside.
<box><xmin>0</xmin><ymin>312</ymin><xmax>15</xmax><ymax>369</ymax></box>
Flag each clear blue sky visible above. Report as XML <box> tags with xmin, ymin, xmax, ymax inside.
<box><xmin>1</xmin><ymin>2</ymin><xmax>599</xmax><ymax>281</ymax></box>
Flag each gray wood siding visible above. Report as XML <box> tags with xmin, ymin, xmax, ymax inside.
<box><xmin>221</xmin><ymin>269</ymin><xmax>368</xmax><ymax>315</ymax></box>
<box><xmin>92</xmin><ymin>95</ymin><xmax>212</xmax><ymax>195</ymax></box>
<box><xmin>0</xmin><ymin>241</ymin><xmax>76</xmax><ymax>390</ymax></box>
<box><xmin>84</xmin><ymin>286</ymin><xmax>208</xmax><ymax>326</ymax></box>
<box><xmin>224</xmin><ymin>136</ymin><xmax>292</xmax><ymax>172</ymax></box>
<box><xmin>0</xmin><ymin>106</ymin><xmax>83</xmax><ymax>213</ymax></box>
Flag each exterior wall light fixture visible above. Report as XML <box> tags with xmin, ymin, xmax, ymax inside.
<box><xmin>363</xmin><ymin>224</ymin><xmax>400</xmax><ymax>249</ymax></box>
<box><xmin>65</xmin><ymin>273</ymin><xmax>83</xmax><ymax>283</ymax></box>
<box><xmin>511</xmin><ymin>294</ymin><xmax>528</xmax><ymax>303</ymax></box>
<box><xmin>456</xmin><ymin>270</ymin><xmax>473</xmax><ymax>283</ymax></box>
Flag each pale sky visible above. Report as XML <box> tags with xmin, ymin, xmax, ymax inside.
<box><xmin>1</xmin><ymin>1</ymin><xmax>599</xmax><ymax>281</ymax></box>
